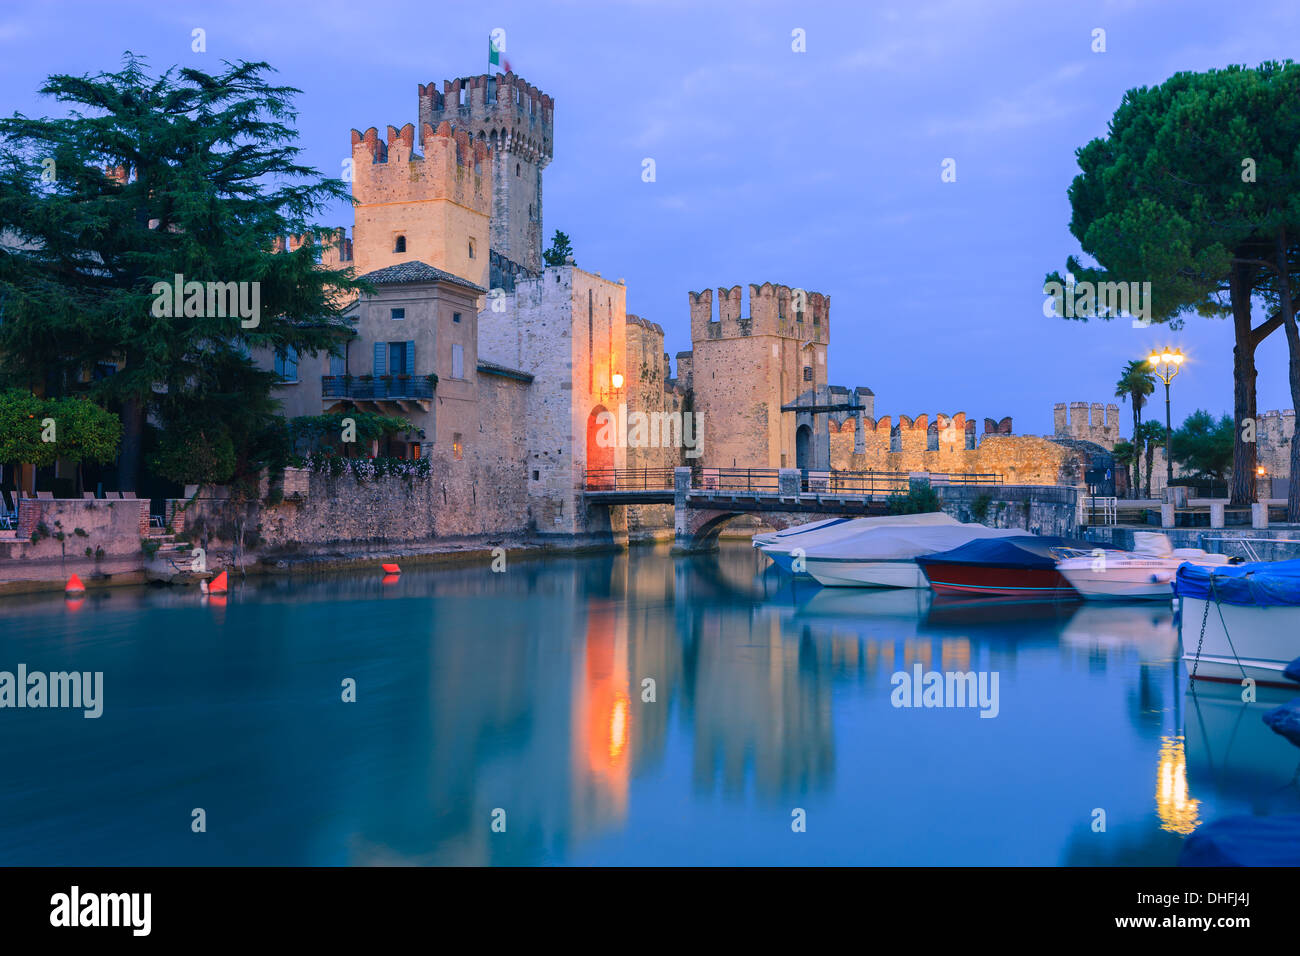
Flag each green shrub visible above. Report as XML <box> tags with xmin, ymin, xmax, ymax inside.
<box><xmin>887</xmin><ymin>485</ymin><xmax>942</xmax><ymax>516</ymax></box>
<box><xmin>150</xmin><ymin>428</ymin><xmax>237</xmax><ymax>485</ymax></box>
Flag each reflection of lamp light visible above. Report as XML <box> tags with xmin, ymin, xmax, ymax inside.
<box><xmin>1155</xmin><ymin>734</ymin><xmax>1201</xmax><ymax>835</ymax></box>
<box><xmin>608</xmin><ymin>693</ymin><xmax>629</xmax><ymax>761</ymax></box>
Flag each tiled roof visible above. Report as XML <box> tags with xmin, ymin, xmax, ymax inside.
<box><xmin>358</xmin><ymin>260</ymin><xmax>487</xmax><ymax>293</ymax></box>
<box><xmin>476</xmin><ymin>359</ymin><xmax>534</xmax><ymax>383</ymax></box>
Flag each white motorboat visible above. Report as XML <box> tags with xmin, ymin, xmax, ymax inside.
<box><xmin>757</xmin><ymin>512</ymin><xmax>961</xmax><ymax>576</ymax></box>
<box><xmin>803</xmin><ymin>522</ymin><xmax>1022</xmax><ymax>588</ymax></box>
<box><xmin>1057</xmin><ymin>532</ymin><xmax>1234</xmax><ymax>601</ymax></box>
<box><xmin>1177</xmin><ymin>558</ymin><xmax>1300</xmax><ymax>686</ymax></box>
<box><xmin>752</xmin><ymin>516</ymin><xmax>850</xmax><ymax>550</ymax></box>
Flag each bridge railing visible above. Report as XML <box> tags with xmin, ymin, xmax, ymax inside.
<box><xmin>691</xmin><ymin>467</ymin><xmax>781</xmax><ymax>492</ymax></box>
<box><xmin>584</xmin><ymin>467</ymin><xmax>677</xmax><ymax>491</ymax></box>
<box><xmin>937</xmin><ymin>472</ymin><xmax>1005</xmax><ymax>486</ymax></box>
<box><xmin>582</xmin><ymin>466</ymin><xmax>1006</xmax><ymax>494</ymax></box>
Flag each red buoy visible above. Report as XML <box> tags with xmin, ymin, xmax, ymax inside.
<box><xmin>209</xmin><ymin>570</ymin><xmax>228</xmax><ymax>594</ymax></box>
<box><xmin>381</xmin><ymin>563</ymin><xmax>400</xmax><ymax>575</ymax></box>
<box><xmin>65</xmin><ymin>574</ymin><xmax>86</xmax><ymax>596</ymax></box>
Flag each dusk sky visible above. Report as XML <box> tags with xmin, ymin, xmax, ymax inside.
<box><xmin>3</xmin><ymin>0</ymin><xmax>1297</xmax><ymax>435</ymax></box>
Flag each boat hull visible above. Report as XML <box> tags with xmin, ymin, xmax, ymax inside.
<box><xmin>762</xmin><ymin>548</ymin><xmax>816</xmax><ymax>579</ymax></box>
<box><xmin>1180</xmin><ymin>597</ymin><xmax>1300</xmax><ymax>686</ymax></box>
<box><xmin>919</xmin><ymin>563</ymin><xmax>1078</xmax><ymax>598</ymax></box>
<box><xmin>806</xmin><ymin>558</ymin><xmax>926</xmax><ymax>589</ymax></box>
<box><xmin>1057</xmin><ymin>559</ymin><xmax>1178</xmax><ymax>601</ymax></box>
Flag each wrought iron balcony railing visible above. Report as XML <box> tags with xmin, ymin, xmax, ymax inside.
<box><xmin>322</xmin><ymin>376</ymin><xmax>435</xmax><ymax>401</ymax></box>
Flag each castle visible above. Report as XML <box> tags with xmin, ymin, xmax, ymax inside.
<box><xmin>263</xmin><ymin>66</ymin><xmax>1092</xmax><ymax>545</ymax></box>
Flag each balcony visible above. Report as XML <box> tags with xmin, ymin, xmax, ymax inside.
<box><xmin>322</xmin><ymin>375</ymin><xmax>434</xmax><ymax>412</ymax></box>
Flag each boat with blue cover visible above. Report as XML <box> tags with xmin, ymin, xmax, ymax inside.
<box><xmin>1176</xmin><ymin>559</ymin><xmax>1300</xmax><ymax>686</ymax></box>
<box><xmin>914</xmin><ymin>535</ymin><xmax>1095</xmax><ymax>598</ymax></box>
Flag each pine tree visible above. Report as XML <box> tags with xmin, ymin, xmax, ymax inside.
<box><xmin>542</xmin><ymin>230</ymin><xmax>575</xmax><ymax>267</ymax></box>
<box><xmin>0</xmin><ymin>54</ymin><xmax>363</xmax><ymax>489</ymax></box>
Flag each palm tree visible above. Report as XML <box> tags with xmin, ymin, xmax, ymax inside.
<box><xmin>1112</xmin><ymin>440</ymin><xmax>1137</xmax><ymax>496</ymax></box>
<box><xmin>1116</xmin><ymin>359</ymin><xmax>1156</xmax><ymax>497</ymax></box>
<box><xmin>1137</xmin><ymin>420</ymin><xmax>1166</xmax><ymax>498</ymax></box>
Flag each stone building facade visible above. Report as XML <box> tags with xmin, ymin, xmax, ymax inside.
<box><xmin>343</xmin><ymin>123</ymin><xmax>493</xmax><ymax>287</ymax></box>
<box><xmin>1257</xmin><ymin>410</ymin><xmax>1296</xmax><ymax>491</ymax></box>
<box><xmin>680</xmin><ymin>283</ymin><xmax>830</xmax><ymax>470</ymax></box>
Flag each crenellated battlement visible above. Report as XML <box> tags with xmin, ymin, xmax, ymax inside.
<box><xmin>832</xmin><ymin>413</ymin><xmax>989</xmax><ymax>434</ymax></box>
<box><xmin>418</xmin><ymin>73</ymin><xmax>554</xmax><ymax>166</ymax></box>
<box><xmin>418</xmin><ymin>73</ymin><xmax>552</xmax><ymax>273</ymax></box>
<box><xmin>348</xmin><ymin>121</ymin><xmax>492</xmax><ymax>217</ymax></box>
<box><xmin>688</xmin><ymin>283</ymin><xmax>830</xmax><ymax>343</ymax></box>
<box><xmin>1053</xmin><ymin>400</ymin><xmax>1120</xmax><ymax>448</ymax></box>
<box><xmin>829</xmin><ymin>412</ymin><xmax>1010</xmax><ymax>453</ymax></box>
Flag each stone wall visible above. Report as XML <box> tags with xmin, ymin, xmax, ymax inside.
<box><xmin>940</xmin><ymin>484</ymin><xmax>1079</xmax><ymax>537</ymax></box>
<box><xmin>1</xmin><ymin>497</ymin><xmax>149</xmax><ymax>567</ymax></box>
<box><xmin>828</xmin><ymin>421</ymin><xmax>1076</xmax><ymax>485</ymax></box>
<box><xmin>623</xmin><ymin>314</ymin><xmax>687</xmax><ymax>534</ymax></box>
<box><xmin>176</xmin><ymin>463</ymin><xmax>532</xmax><ymax>556</ymax></box>
<box><xmin>1257</xmin><ymin>409</ymin><xmax>1295</xmax><ymax>486</ymax></box>
<box><xmin>478</xmin><ymin>264</ymin><xmax>630</xmax><ymax>539</ymax></box>
<box><xmin>1054</xmin><ymin>401</ymin><xmax>1120</xmax><ymax>447</ymax></box>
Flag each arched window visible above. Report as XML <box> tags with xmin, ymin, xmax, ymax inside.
<box><xmin>803</xmin><ymin>366</ymin><xmax>812</xmax><ymax>382</ymax></box>
<box><xmin>393</xmin><ymin>235</ymin><xmax>406</xmax><ymax>253</ymax></box>
<box><xmin>516</xmin><ymin>162</ymin><xmax>521</xmax><ymax>176</ymax></box>
<box><xmin>927</xmin><ymin>422</ymin><xmax>939</xmax><ymax>451</ymax></box>
<box><xmin>468</xmin><ymin>239</ymin><xmax>476</xmax><ymax>259</ymax></box>
<box><xmin>890</xmin><ymin>424</ymin><xmax>902</xmax><ymax>453</ymax></box>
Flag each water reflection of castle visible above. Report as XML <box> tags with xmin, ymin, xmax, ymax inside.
<box><xmin>339</xmin><ymin>545</ymin><xmax>1271</xmax><ymax>865</ymax></box>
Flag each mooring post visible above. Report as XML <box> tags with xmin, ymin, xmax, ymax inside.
<box><xmin>778</xmin><ymin>468</ymin><xmax>801</xmax><ymax>502</ymax></box>
<box><xmin>672</xmin><ymin>467</ymin><xmax>693</xmax><ymax>552</ymax></box>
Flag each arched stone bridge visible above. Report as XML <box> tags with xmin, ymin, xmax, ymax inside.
<box><xmin>583</xmin><ymin>467</ymin><xmax>1076</xmax><ymax>553</ymax></box>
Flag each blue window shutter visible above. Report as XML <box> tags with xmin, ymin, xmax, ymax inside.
<box><xmin>405</xmin><ymin>341</ymin><xmax>415</xmax><ymax>375</ymax></box>
<box><xmin>330</xmin><ymin>354</ymin><xmax>345</xmax><ymax>377</ymax></box>
<box><xmin>287</xmin><ymin>347</ymin><xmax>298</xmax><ymax>380</ymax></box>
<box><xmin>373</xmin><ymin>342</ymin><xmax>385</xmax><ymax>376</ymax></box>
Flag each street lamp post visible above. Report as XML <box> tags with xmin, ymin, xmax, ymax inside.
<box><xmin>1147</xmin><ymin>349</ymin><xmax>1185</xmax><ymax>490</ymax></box>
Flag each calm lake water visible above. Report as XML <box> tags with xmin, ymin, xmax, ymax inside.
<box><xmin>1</xmin><ymin>541</ymin><xmax>1298</xmax><ymax>866</ymax></box>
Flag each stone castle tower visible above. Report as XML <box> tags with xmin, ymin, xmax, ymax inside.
<box><xmin>686</xmin><ymin>284</ymin><xmax>830</xmax><ymax>469</ymax></box>
<box><xmin>340</xmin><ymin>122</ymin><xmax>492</xmax><ymax>288</ymax></box>
<box><xmin>419</xmin><ymin>75</ymin><xmax>554</xmax><ymax>276</ymax></box>
<box><xmin>1054</xmin><ymin>401</ymin><xmax>1120</xmax><ymax>448</ymax></box>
